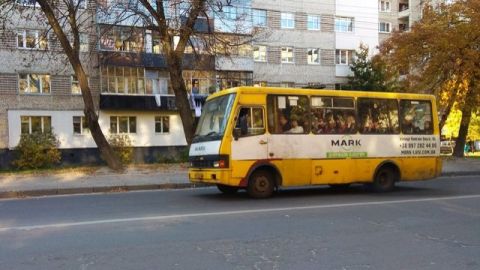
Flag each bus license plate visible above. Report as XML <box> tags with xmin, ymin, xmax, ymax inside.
<box><xmin>194</xmin><ymin>172</ymin><xmax>203</xmax><ymax>179</ymax></box>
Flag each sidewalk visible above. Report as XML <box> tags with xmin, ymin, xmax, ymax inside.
<box><xmin>1</xmin><ymin>158</ymin><xmax>479</xmax><ymax>199</ymax></box>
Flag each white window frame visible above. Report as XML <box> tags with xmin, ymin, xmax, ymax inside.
<box><xmin>379</xmin><ymin>22</ymin><xmax>391</xmax><ymax>33</ymax></box>
<box><xmin>307</xmin><ymin>48</ymin><xmax>320</xmax><ymax>65</ymax></box>
<box><xmin>281</xmin><ymin>47</ymin><xmax>294</xmax><ymax>64</ymax></box>
<box><xmin>155</xmin><ymin>116</ymin><xmax>170</xmax><ymax>134</ymax></box>
<box><xmin>71</xmin><ymin>75</ymin><xmax>90</xmax><ymax>95</ymax></box>
<box><xmin>110</xmin><ymin>116</ymin><xmax>137</xmax><ymax>134</ymax></box>
<box><xmin>73</xmin><ymin>116</ymin><xmax>90</xmax><ymax>135</ymax></box>
<box><xmin>16</xmin><ymin>0</ymin><xmax>39</xmax><ymax>7</ymax></box>
<box><xmin>253</xmin><ymin>45</ymin><xmax>267</xmax><ymax>62</ymax></box>
<box><xmin>335</xmin><ymin>17</ymin><xmax>354</xmax><ymax>33</ymax></box>
<box><xmin>73</xmin><ymin>0</ymin><xmax>87</xmax><ymax>9</ymax></box>
<box><xmin>307</xmin><ymin>15</ymin><xmax>321</xmax><ymax>31</ymax></box>
<box><xmin>379</xmin><ymin>1</ymin><xmax>391</xmax><ymax>12</ymax></box>
<box><xmin>281</xmin><ymin>12</ymin><xmax>295</xmax><ymax>29</ymax></box>
<box><xmin>18</xmin><ymin>74</ymin><xmax>51</xmax><ymax>94</ymax></box>
<box><xmin>335</xmin><ymin>49</ymin><xmax>355</xmax><ymax>65</ymax></box>
<box><xmin>20</xmin><ymin>116</ymin><xmax>51</xmax><ymax>134</ymax></box>
<box><xmin>17</xmin><ymin>29</ymin><xmax>48</xmax><ymax>50</ymax></box>
<box><xmin>252</xmin><ymin>9</ymin><xmax>267</xmax><ymax>27</ymax></box>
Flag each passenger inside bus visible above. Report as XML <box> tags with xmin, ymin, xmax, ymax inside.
<box><xmin>278</xmin><ymin>113</ymin><xmax>291</xmax><ymax>133</ymax></box>
<box><xmin>286</xmin><ymin>115</ymin><xmax>304</xmax><ymax>134</ymax></box>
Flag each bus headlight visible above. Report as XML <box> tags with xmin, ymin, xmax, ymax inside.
<box><xmin>213</xmin><ymin>160</ymin><xmax>226</xmax><ymax>168</ymax></box>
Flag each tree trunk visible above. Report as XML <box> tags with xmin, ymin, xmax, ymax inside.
<box><xmin>453</xmin><ymin>107</ymin><xmax>472</xmax><ymax>157</ymax></box>
<box><xmin>75</xmin><ymin>64</ymin><xmax>123</xmax><ymax>171</ymax></box>
<box><xmin>167</xmin><ymin>53</ymin><xmax>196</xmax><ymax>145</ymax></box>
<box><xmin>37</xmin><ymin>1</ymin><xmax>123</xmax><ymax>170</ymax></box>
<box><xmin>438</xmin><ymin>97</ymin><xmax>455</xmax><ymax>132</ymax></box>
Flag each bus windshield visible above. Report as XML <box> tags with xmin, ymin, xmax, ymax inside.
<box><xmin>192</xmin><ymin>93</ymin><xmax>236</xmax><ymax>143</ymax></box>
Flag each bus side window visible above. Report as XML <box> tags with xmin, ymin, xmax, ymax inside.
<box><xmin>358</xmin><ymin>98</ymin><xmax>400</xmax><ymax>134</ymax></box>
<box><xmin>311</xmin><ymin>96</ymin><xmax>356</xmax><ymax>134</ymax></box>
<box><xmin>400</xmin><ymin>100</ymin><xmax>433</xmax><ymax>134</ymax></box>
<box><xmin>267</xmin><ymin>95</ymin><xmax>309</xmax><ymax>134</ymax></box>
<box><xmin>235</xmin><ymin>107</ymin><xmax>265</xmax><ymax>137</ymax></box>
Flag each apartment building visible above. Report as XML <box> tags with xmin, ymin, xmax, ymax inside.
<box><xmin>0</xmin><ymin>0</ymin><xmax>436</xmax><ymax>167</ymax></box>
<box><xmin>0</xmin><ymin>0</ymin><xmax>252</xmax><ymax>167</ymax></box>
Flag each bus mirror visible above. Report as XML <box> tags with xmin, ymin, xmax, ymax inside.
<box><xmin>233</xmin><ymin>128</ymin><xmax>241</xmax><ymax>140</ymax></box>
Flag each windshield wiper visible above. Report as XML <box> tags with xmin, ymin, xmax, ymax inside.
<box><xmin>206</xmin><ymin>131</ymin><xmax>219</xmax><ymax>137</ymax></box>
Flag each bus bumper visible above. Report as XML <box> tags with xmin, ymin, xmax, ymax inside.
<box><xmin>189</xmin><ymin>169</ymin><xmax>230</xmax><ymax>185</ymax></box>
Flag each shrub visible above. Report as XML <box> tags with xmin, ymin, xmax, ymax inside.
<box><xmin>107</xmin><ymin>134</ymin><xmax>134</xmax><ymax>164</ymax></box>
<box><xmin>12</xmin><ymin>132</ymin><xmax>61</xmax><ymax>169</ymax></box>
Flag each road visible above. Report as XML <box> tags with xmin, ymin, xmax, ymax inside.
<box><xmin>1</xmin><ymin>175</ymin><xmax>479</xmax><ymax>270</ymax></box>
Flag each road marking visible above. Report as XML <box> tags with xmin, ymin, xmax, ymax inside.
<box><xmin>1</xmin><ymin>194</ymin><xmax>480</xmax><ymax>232</ymax></box>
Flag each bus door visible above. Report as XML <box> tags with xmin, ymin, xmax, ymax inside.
<box><xmin>231</xmin><ymin>107</ymin><xmax>269</xmax><ymax>174</ymax></box>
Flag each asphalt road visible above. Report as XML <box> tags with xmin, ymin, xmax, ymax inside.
<box><xmin>1</xmin><ymin>175</ymin><xmax>479</xmax><ymax>270</ymax></box>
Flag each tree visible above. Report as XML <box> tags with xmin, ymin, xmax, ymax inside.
<box><xmin>0</xmin><ymin>0</ymin><xmax>123</xmax><ymax>170</ymax></box>
<box><xmin>379</xmin><ymin>0</ymin><xmax>480</xmax><ymax>157</ymax></box>
<box><xmin>348</xmin><ymin>43</ymin><xmax>397</xmax><ymax>91</ymax></box>
<box><xmin>104</xmin><ymin>0</ymin><xmax>252</xmax><ymax>144</ymax></box>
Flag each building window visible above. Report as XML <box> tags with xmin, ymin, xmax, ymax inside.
<box><xmin>252</xmin><ymin>9</ymin><xmax>267</xmax><ymax>27</ymax></box>
<box><xmin>99</xmin><ymin>27</ymin><xmax>144</xmax><ymax>52</ymax></box>
<box><xmin>73</xmin><ymin>116</ymin><xmax>89</xmax><ymax>135</ymax></box>
<box><xmin>17</xmin><ymin>29</ymin><xmax>48</xmax><ymax>50</ymax></box>
<box><xmin>71</xmin><ymin>75</ymin><xmax>90</xmax><ymax>94</ymax></box>
<box><xmin>18</xmin><ymin>74</ymin><xmax>51</xmax><ymax>94</ymax></box>
<box><xmin>73</xmin><ymin>0</ymin><xmax>87</xmax><ymax>9</ymax></box>
<box><xmin>379</xmin><ymin>22</ymin><xmax>391</xmax><ymax>33</ymax></box>
<box><xmin>281</xmin><ymin>47</ymin><xmax>294</xmax><ymax>63</ymax></box>
<box><xmin>253</xmin><ymin>45</ymin><xmax>267</xmax><ymax>62</ymax></box>
<box><xmin>307</xmin><ymin>15</ymin><xmax>320</xmax><ymax>30</ymax></box>
<box><xmin>335</xmin><ymin>17</ymin><xmax>354</xmax><ymax>32</ymax></box>
<box><xmin>335</xmin><ymin>50</ymin><xmax>355</xmax><ymax>65</ymax></box>
<box><xmin>379</xmin><ymin>1</ymin><xmax>391</xmax><ymax>12</ymax></box>
<box><xmin>281</xmin><ymin>13</ymin><xmax>295</xmax><ymax>29</ymax></box>
<box><xmin>101</xmin><ymin>66</ymin><xmax>146</xmax><ymax>94</ymax></box>
<box><xmin>20</xmin><ymin>116</ymin><xmax>51</xmax><ymax>134</ymax></box>
<box><xmin>110</xmin><ymin>116</ymin><xmax>136</xmax><ymax>134</ymax></box>
<box><xmin>307</xmin><ymin>48</ymin><xmax>320</xmax><ymax>64</ymax></box>
<box><xmin>16</xmin><ymin>0</ymin><xmax>39</xmax><ymax>7</ymax></box>
<box><xmin>155</xmin><ymin>116</ymin><xmax>170</xmax><ymax>133</ymax></box>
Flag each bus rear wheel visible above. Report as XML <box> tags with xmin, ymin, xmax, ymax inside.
<box><xmin>372</xmin><ymin>166</ymin><xmax>396</xmax><ymax>192</ymax></box>
<box><xmin>247</xmin><ymin>170</ymin><xmax>274</xmax><ymax>198</ymax></box>
<box><xmin>216</xmin><ymin>184</ymin><xmax>239</xmax><ymax>195</ymax></box>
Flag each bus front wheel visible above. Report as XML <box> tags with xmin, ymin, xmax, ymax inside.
<box><xmin>216</xmin><ymin>184</ymin><xmax>239</xmax><ymax>195</ymax></box>
<box><xmin>247</xmin><ymin>170</ymin><xmax>274</xmax><ymax>198</ymax></box>
<box><xmin>372</xmin><ymin>166</ymin><xmax>396</xmax><ymax>192</ymax></box>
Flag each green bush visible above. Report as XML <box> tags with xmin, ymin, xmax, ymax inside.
<box><xmin>108</xmin><ymin>134</ymin><xmax>134</xmax><ymax>164</ymax></box>
<box><xmin>12</xmin><ymin>132</ymin><xmax>61</xmax><ymax>169</ymax></box>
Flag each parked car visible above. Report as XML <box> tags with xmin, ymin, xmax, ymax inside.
<box><xmin>440</xmin><ymin>140</ymin><xmax>455</xmax><ymax>155</ymax></box>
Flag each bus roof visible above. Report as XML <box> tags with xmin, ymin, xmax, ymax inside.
<box><xmin>206</xmin><ymin>86</ymin><xmax>436</xmax><ymax>102</ymax></box>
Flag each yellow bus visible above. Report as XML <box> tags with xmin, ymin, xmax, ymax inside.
<box><xmin>189</xmin><ymin>87</ymin><xmax>442</xmax><ymax>198</ymax></box>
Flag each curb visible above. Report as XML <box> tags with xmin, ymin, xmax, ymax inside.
<box><xmin>1</xmin><ymin>171</ymin><xmax>479</xmax><ymax>200</ymax></box>
<box><xmin>441</xmin><ymin>171</ymin><xmax>480</xmax><ymax>177</ymax></box>
<box><xmin>0</xmin><ymin>183</ymin><xmax>212</xmax><ymax>199</ymax></box>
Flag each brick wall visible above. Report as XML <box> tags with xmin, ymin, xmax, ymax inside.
<box><xmin>267</xmin><ymin>46</ymin><xmax>280</xmax><ymax>64</ymax></box>
<box><xmin>296</xmin><ymin>12</ymin><xmax>307</xmax><ymax>31</ymax></box>
<box><xmin>268</xmin><ymin>10</ymin><xmax>280</xmax><ymax>29</ymax></box>
<box><xmin>0</xmin><ymin>29</ymin><xmax>17</xmax><ymax>50</ymax></box>
<box><xmin>295</xmin><ymin>48</ymin><xmax>307</xmax><ymax>65</ymax></box>
<box><xmin>321</xmin><ymin>49</ymin><xmax>335</xmax><ymax>66</ymax></box>
<box><xmin>321</xmin><ymin>14</ymin><xmax>335</xmax><ymax>32</ymax></box>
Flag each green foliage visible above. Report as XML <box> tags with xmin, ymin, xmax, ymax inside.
<box><xmin>107</xmin><ymin>134</ymin><xmax>134</xmax><ymax>164</ymax></box>
<box><xmin>348</xmin><ymin>43</ymin><xmax>397</xmax><ymax>91</ymax></box>
<box><xmin>12</xmin><ymin>132</ymin><xmax>61</xmax><ymax>170</ymax></box>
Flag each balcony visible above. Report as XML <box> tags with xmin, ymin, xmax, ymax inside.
<box><xmin>99</xmin><ymin>51</ymin><xmax>216</xmax><ymax>70</ymax></box>
<box><xmin>398</xmin><ymin>3</ymin><xmax>410</xmax><ymax>18</ymax></box>
<box><xmin>100</xmin><ymin>94</ymin><xmax>207</xmax><ymax>111</ymax></box>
